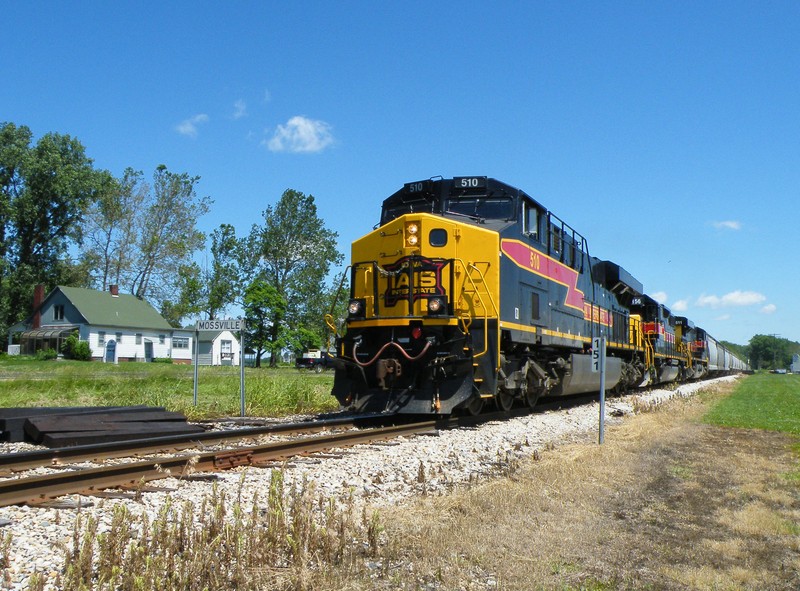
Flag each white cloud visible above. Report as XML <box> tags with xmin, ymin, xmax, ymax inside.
<box><xmin>761</xmin><ymin>303</ymin><xmax>777</xmax><ymax>314</ymax></box>
<box><xmin>672</xmin><ymin>299</ymin><xmax>688</xmax><ymax>312</ymax></box>
<box><xmin>176</xmin><ymin>114</ymin><xmax>209</xmax><ymax>138</ymax></box>
<box><xmin>696</xmin><ymin>294</ymin><xmax>722</xmax><ymax>308</ymax></box>
<box><xmin>233</xmin><ymin>100</ymin><xmax>247</xmax><ymax>119</ymax></box>
<box><xmin>712</xmin><ymin>220</ymin><xmax>742</xmax><ymax>230</ymax></box>
<box><xmin>696</xmin><ymin>290</ymin><xmax>767</xmax><ymax>309</ymax></box>
<box><xmin>651</xmin><ymin>291</ymin><xmax>668</xmax><ymax>304</ymax></box>
<box><xmin>265</xmin><ymin>116</ymin><xmax>334</xmax><ymax>153</ymax></box>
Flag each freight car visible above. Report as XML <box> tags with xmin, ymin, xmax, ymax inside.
<box><xmin>327</xmin><ymin>177</ymin><xmax>747</xmax><ymax>415</ymax></box>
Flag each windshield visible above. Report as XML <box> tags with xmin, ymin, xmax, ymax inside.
<box><xmin>446</xmin><ymin>197</ymin><xmax>514</xmax><ymax>221</ymax></box>
<box><xmin>381</xmin><ymin>198</ymin><xmax>436</xmax><ymax>223</ymax></box>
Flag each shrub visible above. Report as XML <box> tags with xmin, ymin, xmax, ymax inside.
<box><xmin>35</xmin><ymin>348</ymin><xmax>58</xmax><ymax>361</ymax></box>
<box><xmin>151</xmin><ymin>357</ymin><xmax>174</xmax><ymax>364</ymax></box>
<box><xmin>61</xmin><ymin>333</ymin><xmax>92</xmax><ymax>361</ymax></box>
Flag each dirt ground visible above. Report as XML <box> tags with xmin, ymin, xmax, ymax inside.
<box><xmin>365</xmin><ymin>385</ymin><xmax>800</xmax><ymax>590</ymax></box>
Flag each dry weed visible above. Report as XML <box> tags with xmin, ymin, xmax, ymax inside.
<box><xmin>363</xmin><ymin>382</ymin><xmax>800</xmax><ymax>591</ymax></box>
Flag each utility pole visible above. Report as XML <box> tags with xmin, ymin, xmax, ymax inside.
<box><xmin>769</xmin><ymin>334</ymin><xmax>781</xmax><ymax>369</ymax></box>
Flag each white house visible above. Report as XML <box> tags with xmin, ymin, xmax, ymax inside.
<box><xmin>197</xmin><ymin>330</ymin><xmax>241</xmax><ymax>366</ymax></box>
<box><xmin>9</xmin><ymin>285</ymin><xmax>194</xmax><ymax>364</ymax></box>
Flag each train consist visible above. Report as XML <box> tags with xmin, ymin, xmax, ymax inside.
<box><xmin>327</xmin><ymin>177</ymin><xmax>748</xmax><ymax>415</ymax></box>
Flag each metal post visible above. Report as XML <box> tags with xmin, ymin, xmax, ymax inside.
<box><xmin>193</xmin><ymin>328</ymin><xmax>199</xmax><ymax>406</ymax></box>
<box><xmin>239</xmin><ymin>320</ymin><xmax>246</xmax><ymax>417</ymax></box>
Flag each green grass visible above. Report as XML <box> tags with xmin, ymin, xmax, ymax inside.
<box><xmin>0</xmin><ymin>356</ymin><xmax>339</xmax><ymax>419</ymax></box>
<box><xmin>703</xmin><ymin>373</ymin><xmax>800</xmax><ymax>434</ymax></box>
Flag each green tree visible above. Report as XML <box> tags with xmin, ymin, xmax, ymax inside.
<box><xmin>80</xmin><ymin>168</ymin><xmax>146</xmax><ymax>290</ymax></box>
<box><xmin>242</xmin><ymin>277</ymin><xmax>286</xmax><ymax>368</ymax></box>
<box><xmin>159</xmin><ymin>263</ymin><xmax>205</xmax><ymax>327</ymax></box>
<box><xmin>79</xmin><ymin>165</ymin><xmax>211</xmax><ymax>314</ymax></box>
<box><xmin>207</xmin><ymin>223</ymin><xmax>242</xmax><ymax>319</ymax></box>
<box><xmin>129</xmin><ymin>165</ymin><xmax>211</xmax><ymax>302</ymax></box>
<box><xmin>0</xmin><ymin>122</ymin><xmax>110</xmax><ymax>343</ymax></box>
<box><xmin>747</xmin><ymin>334</ymin><xmax>792</xmax><ymax>370</ymax></box>
<box><xmin>159</xmin><ymin>224</ymin><xmax>243</xmax><ymax>327</ymax></box>
<box><xmin>246</xmin><ymin>189</ymin><xmax>342</xmax><ymax>367</ymax></box>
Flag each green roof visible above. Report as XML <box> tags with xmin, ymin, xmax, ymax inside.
<box><xmin>57</xmin><ymin>286</ymin><xmax>173</xmax><ymax>331</ymax></box>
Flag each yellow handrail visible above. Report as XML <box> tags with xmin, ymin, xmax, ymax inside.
<box><xmin>454</xmin><ymin>259</ymin><xmax>499</xmax><ymax>367</ymax></box>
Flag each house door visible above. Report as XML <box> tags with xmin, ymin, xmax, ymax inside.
<box><xmin>144</xmin><ymin>340</ymin><xmax>154</xmax><ymax>362</ymax></box>
<box><xmin>105</xmin><ymin>340</ymin><xmax>117</xmax><ymax>363</ymax></box>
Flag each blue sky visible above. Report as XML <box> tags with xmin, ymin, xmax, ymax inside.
<box><xmin>3</xmin><ymin>1</ymin><xmax>798</xmax><ymax>346</ymax></box>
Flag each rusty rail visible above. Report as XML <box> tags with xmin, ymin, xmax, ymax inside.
<box><xmin>0</xmin><ymin>421</ymin><xmax>438</xmax><ymax>507</ymax></box>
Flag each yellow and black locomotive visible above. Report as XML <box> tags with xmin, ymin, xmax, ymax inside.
<box><xmin>328</xmin><ymin>176</ymin><xmax>745</xmax><ymax>415</ymax></box>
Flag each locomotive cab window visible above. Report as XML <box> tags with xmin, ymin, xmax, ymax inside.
<box><xmin>523</xmin><ymin>201</ymin><xmax>541</xmax><ymax>241</ymax></box>
<box><xmin>446</xmin><ymin>197</ymin><xmax>514</xmax><ymax>221</ymax></box>
<box><xmin>429</xmin><ymin>228</ymin><xmax>447</xmax><ymax>247</ymax></box>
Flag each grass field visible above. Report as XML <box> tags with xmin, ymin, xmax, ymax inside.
<box><xmin>703</xmin><ymin>372</ymin><xmax>800</xmax><ymax>434</ymax></box>
<box><xmin>0</xmin><ymin>356</ymin><xmax>339</xmax><ymax>419</ymax></box>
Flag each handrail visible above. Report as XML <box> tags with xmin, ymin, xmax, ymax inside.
<box><xmin>453</xmin><ymin>259</ymin><xmax>499</xmax><ymax>366</ymax></box>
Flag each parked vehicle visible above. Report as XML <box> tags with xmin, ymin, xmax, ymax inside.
<box><xmin>295</xmin><ymin>349</ymin><xmax>332</xmax><ymax>373</ymax></box>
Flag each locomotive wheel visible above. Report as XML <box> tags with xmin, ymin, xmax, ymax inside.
<box><xmin>525</xmin><ymin>388</ymin><xmax>540</xmax><ymax>409</ymax></box>
<box><xmin>464</xmin><ymin>395</ymin><xmax>484</xmax><ymax>416</ymax></box>
<box><xmin>495</xmin><ymin>389</ymin><xmax>514</xmax><ymax>412</ymax></box>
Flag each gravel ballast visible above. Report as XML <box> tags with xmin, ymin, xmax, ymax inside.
<box><xmin>0</xmin><ymin>377</ymin><xmax>737</xmax><ymax>590</ymax></box>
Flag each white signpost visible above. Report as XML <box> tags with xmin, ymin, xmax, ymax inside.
<box><xmin>193</xmin><ymin>318</ymin><xmax>247</xmax><ymax>416</ymax></box>
<box><xmin>592</xmin><ymin>336</ymin><xmax>607</xmax><ymax>444</ymax></box>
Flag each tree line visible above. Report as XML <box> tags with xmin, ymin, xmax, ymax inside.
<box><xmin>0</xmin><ymin>122</ymin><xmax>344</xmax><ymax>366</ymax></box>
<box><xmin>726</xmin><ymin>334</ymin><xmax>800</xmax><ymax>371</ymax></box>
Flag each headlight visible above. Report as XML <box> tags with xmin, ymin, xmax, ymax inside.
<box><xmin>348</xmin><ymin>300</ymin><xmax>363</xmax><ymax>316</ymax></box>
<box><xmin>405</xmin><ymin>222</ymin><xmax>419</xmax><ymax>247</ymax></box>
<box><xmin>427</xmin><ymin>297</ymin><xmax>444</xmax><ymax>314</ymax></box>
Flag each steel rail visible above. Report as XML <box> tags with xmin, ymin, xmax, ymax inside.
<box><xmin>0</xmin><ymin>415</ymin><xmax>386</xmax><ymax>474</ymax></box>
<box><xmin>0</xmin><ymin>421</ymin><xmax>438</xmax><ymax>508</ymax></box>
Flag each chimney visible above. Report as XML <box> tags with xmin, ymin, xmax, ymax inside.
<box><xmin>109</xmin><ymin>284</ymin><xmax>119</xmax><ymax>297</ymax></box>
<box><xmin>33</xmin><ymin>284</ymin><xmax>44</xmax><ymax>329</ymax></box>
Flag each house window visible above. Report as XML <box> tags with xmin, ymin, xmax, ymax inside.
<box><xmin>54</xmin><ymin>305</ymin><xmax>65</xmax><ymax>321</ymax></box>
<box><xmin>116</xmin><ymin>332</ymin><xmax>122</xmax><ymax>343</ymax></box>
<box><xmin>98</xmin><ymin>331</ymin><xmax>106</xmax><ymax>346</ymax></box>
<box><xmin>159</xmin><ymin>334</ymin><xmax>165</xmax><ymax>345</ymax></box>
<box><xmin>221</xmin><ymin>339</ymin><xmax>233</xmax><ymax>359</ymax></box>
<box><xmin>173</xmin><ymin>337</ymin><xmax>189</xmax><ymax>349</ymax></box>
<box><xmin>136</xmin><ymin>334</ymin><xmax>142</xmax><ymax>345</ymax></box>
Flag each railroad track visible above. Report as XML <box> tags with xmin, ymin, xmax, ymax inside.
<box><xmin>0</xmin><ymin>414</ymin><xmax>385</xmax><ymax>474</ymax></box>
<box><xmin>0</xmin><ymin>389</ymin><xmax>638</xmax><ymax>509</ymax></box>
<box><xmin>0</xmin><ymin>420</ymin><xmax>445</xmax><ymax>508</ymax></box>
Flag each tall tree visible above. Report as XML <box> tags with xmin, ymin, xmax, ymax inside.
<box><xmin>159</xmin><ymin>262</ymin><xmax>206</xmax><ymax>327</ymax></box>
<box><xmin>159</xmin><ymin>224</ymin><xmax>244</xmax><ymax>326</ymax></box>
<box><xmin>206</xmin><ymin>223</ymin><xmax>242</xmax><ymax>319</ymax></box>
<box><xmin>129</xmin><ymin>165</ymin><xmax>211</xmax><ymax>302</ymax></box>
<box><xmin>0</xmin><ymin>122</ymin><xmax>109</xmax><ymax>343</ymax></box>
<box><xmin>247</xmin><ymin>189</ymin><xmax>342</xmax><ymax>366</ymax></box>
<box><xmin>79</xmin><ymin>164</ymin><xmax>211</xmax><ymax>312</ymax></box>
<box><xmin>242</xmin><ymin>277</ymin><xmax>286</xmax><ymax>368</ymax></box>
<box><xmin>80</xmin><ymin>168</ymin><xmax>146</xmax><ymax>290</ymax></box>
<box><xmin>747</xmin><ymin>334</ymin><xmax>793</xmax><ymax>370</ymax></box>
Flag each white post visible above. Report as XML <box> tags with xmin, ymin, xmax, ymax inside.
<box><xmin>592</xmin><ymin>336</ymin><xmax>607</xmax><ymax>444</ymax></box>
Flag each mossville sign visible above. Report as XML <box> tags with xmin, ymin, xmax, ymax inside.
<box><xmin>195</xmin><ymin>319</ymin><xmax>244</xmax><ymax>331</ymax></box>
